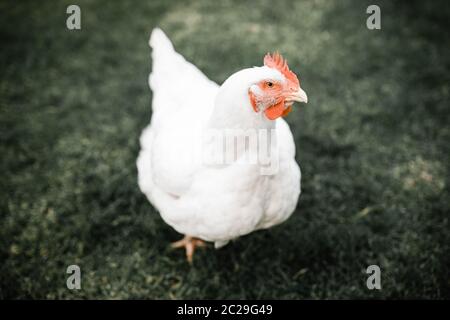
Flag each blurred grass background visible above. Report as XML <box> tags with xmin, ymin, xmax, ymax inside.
<box><xmin>1</xmin><ymin>0</ymin><xmax>449</xmax><ymax>299</ymax></box>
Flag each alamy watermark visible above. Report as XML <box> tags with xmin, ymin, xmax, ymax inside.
<box><xmin>366</xmin><ymin>265</ymin><xmax>382</xmax><ymax>290</ymax></box>
<box><xmin>66</xmin><ymin>265</ymin><xmax>81</xmax><ymax>290</ymax></box>
<box><xmin>156</xmin><ymin>128</ymin><xmax>280</xmax><ymax>176</ymax></box>
<box><xmin>366</xmin><ymin>5</ymin><xmax>381</xmax><ymax>30</ymax></box>
<box><xmin>66</xmin><ymin>5</ymin><xmax>81</xmax><ymax>30</ymax></box>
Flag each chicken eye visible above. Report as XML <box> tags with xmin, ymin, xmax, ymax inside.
<box><xmin>267</xmin><ymin>81</ymin><xmax>274</xmax><ymax>87</ymax></box>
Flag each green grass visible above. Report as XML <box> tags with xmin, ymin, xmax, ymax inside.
<box><xmin>1</xmin><ymin>0</ymin><xmax>449</xmax><ymax>299</ymax></box>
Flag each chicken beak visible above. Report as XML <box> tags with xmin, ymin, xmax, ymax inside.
<box><xmin>288</xmin><ymin>88</ymin><xmax>308</xmax><ymax>104</ymax></box>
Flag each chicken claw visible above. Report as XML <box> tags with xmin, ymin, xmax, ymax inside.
<box><xmin>171</xmin><ymin>235</ymin><xmax>206</xmax><ymax>263</ymax></box>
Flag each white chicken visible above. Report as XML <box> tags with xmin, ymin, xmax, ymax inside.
<box><xmin>137</xmin><ymin>28</ymin><xmax>308</xmax><ymax>262</ymax></box>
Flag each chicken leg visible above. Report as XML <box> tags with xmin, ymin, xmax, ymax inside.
<box><xmin>171</xmin><ymin>235</ymin><xmax>206</xmax><ymax>263</ymax></box>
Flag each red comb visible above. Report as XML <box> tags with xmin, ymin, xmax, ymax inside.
<box><xmin>264</xmin><ymin>52</ymin><xmax>299</xmax><ymax>87</ymax></box>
